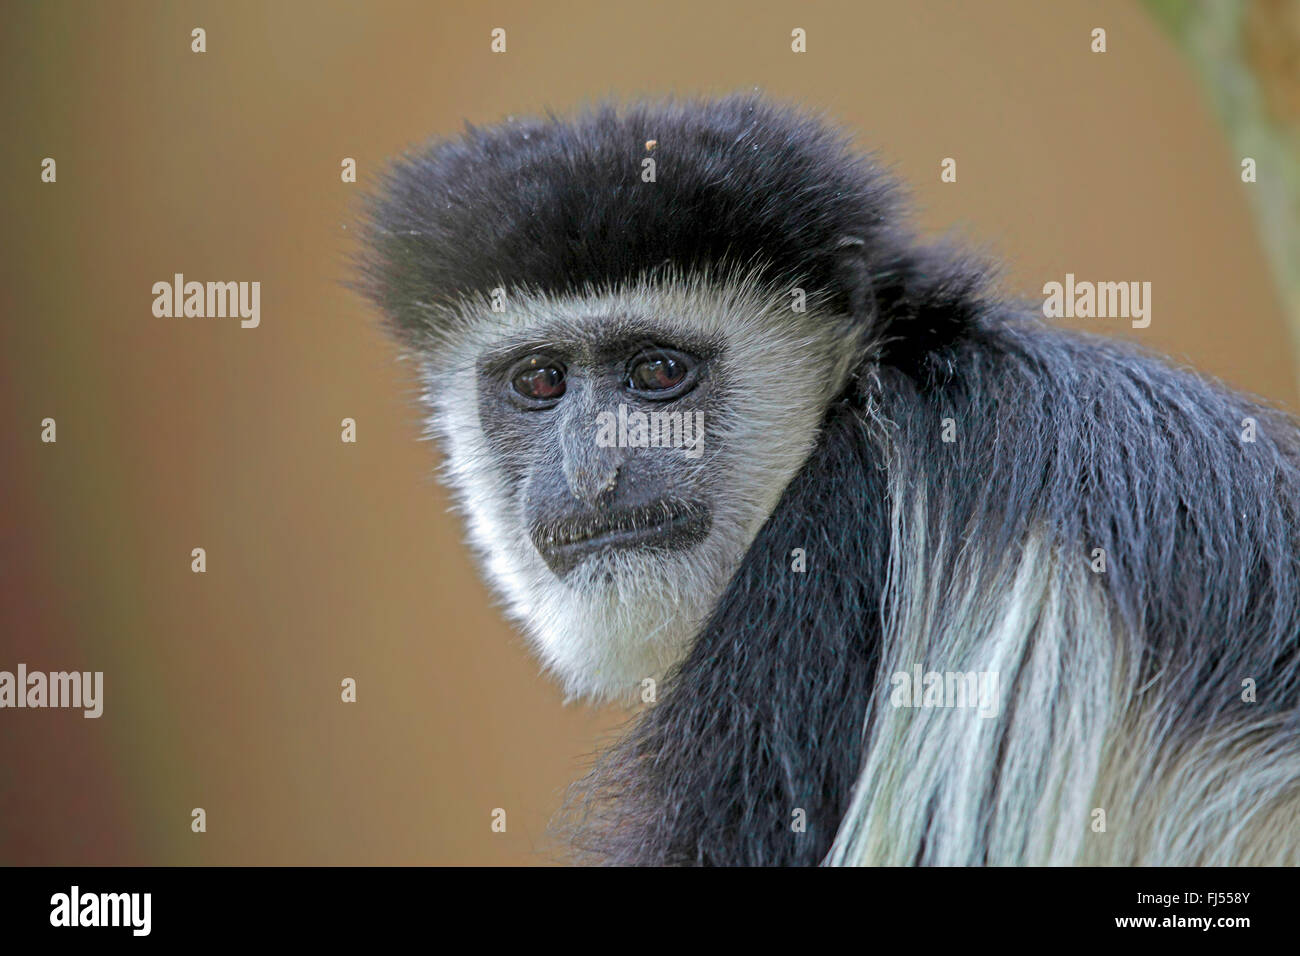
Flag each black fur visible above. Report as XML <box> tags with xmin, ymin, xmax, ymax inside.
<box><xmin>358</xmin><ymin>93</ymin><xmax>984</xmax><ymax>361</ymax></box>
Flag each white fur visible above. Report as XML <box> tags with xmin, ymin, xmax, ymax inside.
<box><xmin>824</xmin><ymin>446</ymin><xmax>1300</xmax><ymax>864</ymax></box>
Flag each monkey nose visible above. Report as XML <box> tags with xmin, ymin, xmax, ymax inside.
<box><xmin>564</xmin><ymin>460</ymin><xmax>621</xmax><ymax>507</ymax></box>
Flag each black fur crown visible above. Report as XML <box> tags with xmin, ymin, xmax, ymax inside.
<box><xmin>358</xmin><ymin>93</ymin><xmax>991</xmax><ymax>356</ymax></box>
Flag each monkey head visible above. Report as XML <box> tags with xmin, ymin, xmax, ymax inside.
<box><xmin>358</xmin><ymin>94</ymin><xmax>969</xmax><ymax>701</ymax></box>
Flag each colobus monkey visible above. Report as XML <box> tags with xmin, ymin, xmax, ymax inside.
<box><xmin>359</xmin><ymin>94</ymin><xmax>1300</xmax><ymax>866</ymax></box>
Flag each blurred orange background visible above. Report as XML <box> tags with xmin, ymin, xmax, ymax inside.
<box><xmin>1</xmin><ymin>0</ymin><xmax>1295</xmax><ymax>864</ymax></box>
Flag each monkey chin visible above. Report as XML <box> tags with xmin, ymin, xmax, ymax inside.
<box><xmin>516</xmin><ymin>531</ymin><xmax>738</xmax><ymax>705</ymax></box>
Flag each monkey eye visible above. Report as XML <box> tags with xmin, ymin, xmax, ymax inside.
<box><xmin>626</xmin><ymin>348</ymin><xmax>695</xmax><ymax>397</ymax></box>
<box><xmin>511</xmin><ymin>357</ymin><xmax>566</xmax><ymax>403</ymax></box>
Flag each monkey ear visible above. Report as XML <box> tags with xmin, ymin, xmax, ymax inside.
<box><xmin>832</xmin><ymin>235</ymin><xmax>875</xmax><ymax>320</ymax></box>
<box><xmin>834</xmin><ymin>233</ymin><xmax>995</xmax><ymax>374</ymax></box>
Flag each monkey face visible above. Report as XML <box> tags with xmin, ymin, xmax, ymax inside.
<box><xmin>417</xmin><ymin>273</ymin><xmax>861</xmax><ymax>701</ymax></box>
<box><xmin>477</xmin><ymin>323</ymin><xmax>718</xmax><ymax>578</ymax></box>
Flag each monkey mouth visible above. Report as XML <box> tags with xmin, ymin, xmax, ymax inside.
<box><xmin>530</xmin><ymin>500</ymin><xmax>711</xmax><ymax>576</ymax></box>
